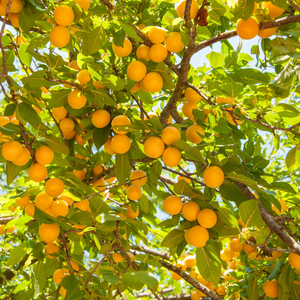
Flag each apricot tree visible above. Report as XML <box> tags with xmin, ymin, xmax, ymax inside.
<box><xmin>1</xmin><ymin>0</ymin><xmax>300</xmax><ymax>299</ymax></box>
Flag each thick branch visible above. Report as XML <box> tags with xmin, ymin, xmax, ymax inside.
<box><xmin>100</xmin><ymin>0</ymin><xmax>114</xmax><ymax>10</ymax></box>
<box><xmin>0</xmin><ymin>216</ymin><xmax>15</xmax><ymax>224</ymax></box>
<box><xmin>131</xmin><ymin>245</ymin><xmax>171</xmax><ymax>260</ymax></box>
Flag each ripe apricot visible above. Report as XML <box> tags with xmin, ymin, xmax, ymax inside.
<box><xmin>148</xmin><ymin>26</ymin><xmax>166</xmax><ymax>43</ymax></box>
<box><xmin>263</xmin><ymin>279</ymin><xmax>279</xmax><ymax>298</ymax></box>
<box><xmin>68</xmin><ymin>90</ymin><xmax>87</xmax><ymax>109</ymax></box>
<box><xmin>176</xmin><ymin>0</ymin><xmax>199</xmax><ymax>19</ymax></box>
<box><xmin>127</xmin><ymin>61</ymin><xmax>147</xmax><ymax>81</ymax></box>
<box><xmin>188</xmin><ymin>225</ymin><xmax>209</xmax><ymax>248</ymax></box>
<box><xmin>2</xmin><ymin>0</ymin><xmax>23</xmax><ymax>13</ymax></box>
<box><xmin>127</xmin><ymin>184</ymin><xmax>142</xmax><ymax>201</ymax></box>
<box><xmin>28</xmin><ymin>163</ymin><xmax>47</xmax><ymax>182</ymax></box>
<box><xmin>51</xmin><ymin>200</ymin><xmax>69</xmax><ymax>217</ymax></box>
<box><xmin>177</xmin><ymin>175</ymin><xmax>191</xmax><ymax>183</ymax></box>
<box><xmin>111</xmin><ymin>134</ymin><xmax>131</xmax><ymax>154</ymax></box>
<box><xmin>162</xmin><ymin>147</ymin><xmax>181</xmax><ymax>167</ymax></box>
<box><xmin>236</xmin><ymin>17</ymin><xmax>259</xmax><ymax>40</ymax></box>
<box><xmin>272</xmin><ymin>199</ymin><xmax>287</xmax><ymax>214</ymax></box>
<box><xmin>45</xmin><ymin>242</ymin><xmax>59</xmax><ymax>258</ymax></box>
<box><xmin>186</xmin><ymin>124</ymin><xmax>204</xmax><ymax>144</ymax></box>
<box><xmin>126</xmin><ymin>205</ymin><xmax>139</xmax><ymax>219</ymax></box>
<box><xmin>0</xmin><ymin>1</ymin><xmax>5</xmax><ymax>15</ymax></box>
<box><xmin>272</xmin><ymin>250</ymin><xmax>282</xmax><ymax>259</ymax></box>
<box><xmin>144</xmin><ymin>136</ymin><xmax>165</xmax><ymax>158</ymax></box>
<box><xmin>35</xmin><ymin>191</ymin><xmax>53</xmax><ymax>210</ymax></box>
<box><xmin>63</xmin><ymin>130</ymin><xmax>76</xmax><ymax>140</ymax></box>
<box><xmin>171</xmin><ymin>272</ymin><xmax>182</xmax><ymax>281</ymax></box>
<box><xmin>0</xmin><ymin>116</ymin><xmax>10</xmax><ymax>127</ymax></box>
<box><xmin>74</xmin><ymin>199</ymin><xmax>90</xmax><ymax>211</ymax></box>
<box><xmin>197</xmin><ymin>274</ymin><xmax>208</xmax><ymax>285</ymax></box>
<box><xmin>185</xmin><ymin>87</ymin><xmax>201</xmax><ymax>104</ymax></box>
<box><xmin>75</xmin><ymin>133</ymin><xmax>85</xmax><ymax>145</ymax></box>
<box><xmin>184</xmin><ymin>228</ymin><xmax>192</xmax><ymax>244</ymax></box>
<box><xmin>53</xmin><ymin>268</ymin><xmax>69</xmax><ymax>285</ymax></box>
<box><xmin>112</xmin><ymin>37</ymin><xmax>132</xmax><ymax>57</ymax></box>
<box><xmin>104</xmin><ymin>137</ymin><xmax>116</xmax><ymax>155</ymax></box>
<box><xmin>220</xmin><ymin>250</ymin><xmax>231</xmax><ymax>262</ymax></box>
<box><xmin>262</xmin><ymin>2</ymin><xmax>284</xmax><ymax>18</ymax></box>
<box><xmin>182</xmin><ymin>201</ymin><xmax>200</xmax><ymax>221</ymax></box>
<box><xmin>59</xmin><ymin>195</ymin><xmax>74</xmax><ymax>206</ymax></box>
<box><xmin>230</xmin><ymin>238</ymin><xmax>243</xmax><ymax>252</ymax></box>
<box><xmin>226</xmin><ymin>107</ymin><xmax>245</xmax><ymax>125</ymax></box>
<box><xmin>163</xmin><ymin>195</ymin><xmax>182</xmax><ymax>215</ymax></box>
<box><xmin>25</xmin><ymin>202</ymin><xmax>35</xmax><ymax>217</ymax></box>
<box><xmin>243</xmin><ymin>244</ymin><xmax>256</xmax><ymax>255</ymax></box>
<box><xmin>60</xmin><ymin>118</ymin><xmax>75</xmax><ymax>132</ymax></box>
<box><xmin>91</xmin><ymin>109</ymin><xmax>110</xmax><ymax>128</ymax></box>
<box><xmin>216</xmin><ymin>97</ymin><xmax>234</xmax><ymax>105</ymax></box>
<box><xmin>68</xmin><ymin>60</ymin><xmax>81</xmax><ymax>71</ymax></box>
<box><xmin>16</xmin><ymin>194</ymin><xmax>30</xmax><ymax>206</ymax></box>
<box><xmin>223</xmin><ymin>248</ymin><xmax>235</xmax><ymax>259</ymax></box>
<box><xmin>136</xmin><ymin>45</ymin><xmax>150</xmax><ymax>61</ymax></box>
<box><xmin>75</xmin><ymin>0</ymin><xmax>90</xmax><ymax>11</ymax></box>
<box><xmin>216</xmin><ymin>286</ymin><xmax>227</xmax><ymax>295</ymax></box>
<box><xmin>93</xmin><ymin>165</ymin><xmax>104</xmax><ymax>176</ymax></box>
<box><xmin>6</xmin><ymin>225</ymin><xmax>15</xmax><ymax>233</ymax></box>
<box><xmin>197</xmin><ymin>208</ymin><xmax>217</xmax><ymax>228</ymax></box>
<box><xmin>52</xmin><ymin>107</ymin><xmax>68</xmax><ymax>121</ymax></box>
<box><xmin>165</xmin><ymin>32</ymin><xmax>184</xmax><ymax>53</ymax></box>
<box><xmin>49</xmin><ymin>26</ymin><xmax>70</xmax><ymax>48</ymax></box>
<box><xmin>258</xmin><ymin>26</ymin><xmax>277</xmax><ymax>38</ymax></box>
<box><xmin>92</xmin><ymin>178</ymin><xmax>106</xmax><ymax>192</ymax></box>
<box><xmin>77</xmin><ymin>70</ymin><xmax>90</xmax><ymax>85</ymax></box>
<box><xmin>224</xmin><ymin>269</ymin><xmax>233</xmax><ymax>281</ymax></box>
<box><xmin>2</xmin><ymin>140</ymin><xmax>23</xmax><ymax>161</ymax></box>
<box><xmin>203</xmin><ymin>166</ymin><xmax>224</xmax><ymax>188</ymax></box>
<box><xmin>184</xmin><ymin>255</ymin><xmax>196</xmax><ymax>268</ymax></box>
<box><xmin>39</xmin><ymin>223</ymin><xmax>60</xmax><ymax>243</ymax></box>
<box><xmin>130</xmin><ymin>82</ymin><xmax>140</xmax><ymax>93</ymax></box>
<box><xmin>130</xmin><ymin>170</ymin><xmax>147</xmax><ymax>186</ymax></box>
<box><xmin>35</xmin><ymin>145</ymin><xmax>54</xmax><ymax>165</ymax></box>
<box><xmin>289</xmin><ymin>252</ymin><xmax>300</xmax><ymax>269</ymax></box>
<box><xmin>54</xmin><ymin>5</ymin><xmax>74</xmax><ymax>26</ymax></box>
<box><xmin>111</xmin><ymin>115</ymin><xmax>131</xmax><ymax>134</ymax></box>
<box><xmin>142</xmin><ymin>72</ymin><xmax>163</xmax><ymax>93</ymax></box>
<box><xmin>70</xmin><ymin>259</ymin><xmax>79</xmax><ymax>271</ymax></box>
<box><xmin>149</xmin><ymin>44</ymin><xmax>168</xmax><ymax>63</ymax></box>
<box><xmin>45</xmin><ymin>178</ymin><xmax>64</xmax><ymax>197</ymax></box>
<box><xmin>8</xmin><ymin>12</ymin><xmax>20</xmax><ymax>27</ymax></box>
<box><xmin>12</xmin><ymin>146</ymin><xmax>30</xmax><ymax>166</ymax></box>
<box><xmin>113</xmin><ymin>252</ymin><xmax>124</xmax><ymax>262</ymax></box>
<box><xmin>182</xmin><ymin>102</ymin><xmax>198</xmax><ymax>119</ymax></box>
<box><xmin>161</xmin><ymin>126</ymin><xmax>181</xmax><ymax>145</ymax></box>
<box><xmin>73</xmin><ymin>168</ymin><xmax>87</xmax><ymax>180</ymax></box>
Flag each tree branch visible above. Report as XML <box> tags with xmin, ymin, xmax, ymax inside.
<box><xmin>287</xmin><ymin>0</ymin><xmax>300</xmax><ymax>12</ymax></box>
<box><xmin>131</xmin><ymin>245</ymin><xmax>171</xmax><ymax>260</ymax></box>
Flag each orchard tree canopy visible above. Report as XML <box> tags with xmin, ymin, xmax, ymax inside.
<box><xmin>2</xmin><ymin>0</ymin><xmax>300</xmax><ymax>299</ymax></box>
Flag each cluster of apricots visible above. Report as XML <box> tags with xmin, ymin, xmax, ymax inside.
<box><xmin>0</xmin><ymin>0</ymin><xmax>23</xmax><ymax>27</ymax></box>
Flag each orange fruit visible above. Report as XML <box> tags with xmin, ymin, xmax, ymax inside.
<box><xmin>182</xmin><ymin>201</ymin><xmax>200</xmax><ymax>221</ymax></box>
<box><xmin>104</xmin><ymin>137</ymin><xmax>116</xmax><ymax>155</ymax></box>
<box><xmin>73</xmin><ymin>168</ymin><xmax>87</xmax><ymax>180</ymax></box>
<box><xmin>0</xmin><ymin>1</ymin><xmax>6</xmax><ymax>15</ymax></box>
<box><xmin>142</xmin><ymin>72</ymin><xmax>163</xmax><ymax>93</ymax></box>
<box><xmin>53</xmin><ymin>5</ymin><xmax>74</xmax><ymax>26</ymax></box>
<box><xmin>289</xmin><ymin>252</ymin><xmax>300</xmax><ymax>269</ymax></box>
<box><xmin>8</xmin><ymin>12</ymin><xmax>20</xmax><ymax>27</ymax></box>
<box><xmin>144</xmin><ymin>136</ymin><xmax>165</xmax><ymax>158</ymax></box>
<box><xmin>130</xmin><ymin>82</ymin><xmax>140</xmax><ymax>93</ymax></box>
<box><xmin>12</xmin><ymin>146</ymin><xmax>30</xmax><ymax>166</ymax></box>
<box><xmin>262</xmin><ymin>2</ymin><xmax>285</xmax><ymax>18</ymax></box>
<box><xmin>272</xmin><ymin>250</ymin><xmax>282</xmax><ymax>259</ymax></box>
<box><xmin>39</xmin><ymin>223</ymin><xmax>60</xmax><ymax>243</ymax></box>
<box><xmin>243</xmin><ymin>244</ymin><xmax>256</xmax><ymax>254</ymax></box>
<box><xmin>68</xmin><ymin>60</ymin><xmax>81</xmax><ymax>71</ymax></box>
<box><xmin>45</xmin><ymin>178</ymin><xmax>64</xmax><ymax>197</ymax></box>
<box><xmin>184</xmin><ymin>255</ymin><xmax>196</xmax><ymax>268</ymax></box>
<box><xmin>52</xmin><ymin>107</ymin><xmax>68</xmax><ymax>121</ymax></box>
<box><xmin>176</xmin><ymin>0</ymin><xmax>199</xmax><ymax>19</ymax></box>
<box><xmin>220</xmin><ymin>250</ymin><xmax>231</xmax><ymax>262</ymax></box>
<box><xmin>162</xmin><ymin>147</ymin><xmax>181</xmax><ymax>167</ymax></box>
<box><xmin>186</xmin><ymin>124</ymin><xmax>204</xmax><ymax>144</ymax></box>
<box><xmin>92</xmin><ymin>178</ymin><xmax>106</xmax><ymax>192</ymax></box>
<box><xmin>165</xmin><ymin>32</ymin><xmax>184</xmax><ymax>53</ymax></box>
<box><xmin>60</xmin><ymin>118</ymin><xmax>75</xmax><ymax>132</ymax></box>
<box><xmin>35</xmin><ymin>191</ymin><xmax>53</xmax><ymax>210</ymax></box>
<box><xmin>148</xmin><ymin>26</ymin><xmax>166</xmax><ymax>43</ymax></box>
<box><xmin>92</xmin><ymin>110</ymin><xmax>110</xmax><ymax>128</ymax></box>
<box><xmin>223</xmin><ymin>248</ymin><xmax>235</xmax><ymax>259</ymax></box>
<box><xmin>127</xmin><ymin>61</ymin><xmax>147</xmax><ymax>81</ymax></box>
<box><xmin>149</xmin><ymin>44</ymin><xmax>168</xmax><ymax>63</ymax></box>
<box><xmin>184</xmin><ymin>228</ymin><xmax>192</xmax><ymax>244</ymax></box>
<box><xmin>136</xmin><ymin>45</ymin><xmax>150</xmax><ymax>61</ymax></box>
<box><xmin>111</xmin><ymin>134</ymin><xmax>131</xmax><ymax>154</ymax></box>
<box><xmin>171</xmin><ymin>272</ymin><xmax>182</xmax><ymax>281</ymax></box>
<box><xmin>75</xmin><ymin>0</ymin><xmax>90</xmax><ymax>11</ymax></box>
<box><xmin>16</xmin><ymin>194</ymin><xmax>30</xmax><ymax>206</ymax></box>
<box><xmin>93</xmin><ymin>165</ymin><xmax>104</xmax><ymax>176</ymax></box>
<box><xmin>112</xmin><ymin>37</ymin><xmax>132</xmax><ymax>57</ymax></box>
<box><xmin>226</xmin><ymin>107</ymin><xmax>245</xmax><ymax>125</ymax></box>
<box><xmin>230</xmin><ymin>238</ymin><xmax>243</xmax><ymax>252</ymax></box>
<box><xmin>163</xmin><ymin>195</ymin><xmax>182</xmax><ymax>215</ymax></box>
<box><xmin>25</xmin><ymin>202</ymin><xmax>35</xmax><ymax>217</ymax></box>
<box><xmin>35</xmin><ymin>145</ymin><xmax>54</xmax><ymax>165</ymax></box>
<box><xmin>216</xmin><ymin>97</ymin><xmax>233</xmax><ymax>105</ymax></box>
<box><xmin>0</xmin><ymin>116</ymin><xmax>10</xmax><ymax>126</ymax></box>
<box><xmin>263</xmin><ymin>279</ymin><xmax>279</xmax><ymax>298</ymax></box>
<box><xmin>236</xmin><ymin>17</ymin><xmax>259</xmax><ymax>40</ymax></box>
<box><xmin>63</xmin><ymin>130</ymin><xmax>76</xmax><ymax>140</ymax></box>
<box><xmin>68</xmin><ymin>90</ymin><xmax>87</xmax><ymax>109</ymax></box>
<box><xmin>77</xmin><ymin>70</ymin><xmax>90</xmax><ymax>85</ymax></box>
<box><xmin>112</xmin><ymin>252</ymin><xmax>124</xmax><ymax>262</ymax></box>
<box><xmin>74</xmin><ymin>199</ymin><xmax>90</xmax><ymax>211</ymax></box>
<box><xmin>130</xmin><ymin>170</ymin><xmax>147</xmax><ymax>186</ymax></box>
<box><xmin>75</xmin><ymin>133</ymin><xmax>85</xmax><ymax>145</ymax></box>
<box><xmin>70</xmin><ymin>259</ymin><xmax>79</xmax><ymax>271</ymax></box>
<box><xmin>28</xmin><ymin>163</ymin><xmax>47</xmax><ymax>182</ymax></box>
<box><xmin>203</xmin><ymin>166</ymin><xmax>224</xmax><ymax>188</ymax></box>
<box><xmin>6</xmin><ymin>226</ymin><xmax>15</xmax><ymax>233</ymax></box>
<box><xmin>53</xmin><ymin>268</ymin><xmax>69</xmax><ymax>284</ymax></box>
<box><xmin>161</xmin><ymin>126</ymin><xmax>181</xmax><ymax>145</ymax></box>
<box><xmin>216</xmin><ymin>286</ymin><xmax>227</xmax><ymax>296</ymax></box>
<box><xmin>185</xmin><ymin>87</ymin><xmax>201</xmax><ymax>104</ymax></box>
<box><xmin>177</xmin><ymin>175</ymin><xmax>191</xmax><ymax>183</ymax></box>
<box><xmin>51</xmin><ymin>200</ymin><xmax>69</xmax><ymax>217</ymax></box>
<box><xmin>258</xmin><ymin>26</ymin><xmax>277</xmax><ymax>38</ymax></box>
<box><xmin>2</xmin><ymin>140</ymin><xmax>23</xmax><ymax>161</ymax></box>
<box><xmin>49</xmin><ymin>26</ymin><xmax>70</xmax><ymax>48</ymax></box>
<box><xmin>182</xmin><ymin>102</ymin><xmax>198</xmax><ymax>119</ymax></box>
<box><xmin>197</xmin><ymin>208</ymin><xmax>217</xmax><ymax>228</ymax></box>
<box><xmin>272</xmin><ymin>199</ymin><xmax>287</xmax><ymax>214</ymax></box>
<box><xmin>224</xmin><ymin>269</ymin><xmax>233</xmax><ymax>281</ymax></box>
<box><xmin>59</xmin><ymin>195</ymin><xmax>74</xmax><ymax>206</ymax></box>
<box><xmin>2</xmin><ymin>0</ymin><xmax>23</xmax><ymax>13</ymax></box>
<box><xmin>197</xmin><ymin>274</ymin><xmax>208</xmax><ymax>285</ymax></box>
<box><xmin>127</xmin><ymin>184</ymin><xmax>142</xmax><ymax>201</ymax></box>
<box><xmin>111</xmin><ymin>115</ymin><xmax>131</xmax><ymax>134</ymax></box>
<box><xmin>126</xmin><ymin>205</ymin><xmax>139</xmax><ymax>219</ymax></box>
<box><xmin>45</xmin><ymin>242</ymin><xmax>59</xmax><ymax>259</ymax></box>
<box><xmin>188</xmin><ymin>225</ymin><xmax>209</xmax><ymax>247</ymax></box>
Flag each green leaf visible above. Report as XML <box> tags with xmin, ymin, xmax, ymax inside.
<box><xmin>19</xmin><ymin>43</ymin><xmax>32</xmax><ymax>67</ymax></box>
<box><xmin>218</xmin><ymin>207</ymin><xmax>239</xmax><ymax>228</ymax></box>
<box><xmin>252</xmin><ymin>156</ymin><xmax>269</xmax><ymax>169</ymax></box>
<box><xmin>278</xmin><ymin>264</ymin><xmax>294</xmax><ymax>294</ymax></box>
<box><xmin>291</xmin><ymin>284</ymin><xmax>300</xmax><ymax>300</ymax></box>
<box><xmin>196</xmin><ymin>245</ymin><xmax>221</xmax><ymax>286</ymax></box>
<box><xmin>45</xmin><ymin>135</ymin><xmax>70</xmax><ymax>154</ymax></box>
<box><xmin>219</xmin><ymin>182</ymin><xmax>248</xmax><ymax>206</ymax></box>
<box><xmin>122</xmin><ymin>271</ymin><xmax>159</xmax><ymax>291</ymax></box>
<box><xmin>19</xmin><ymin>2</ymin><xmax>44</xmax><ymax>34</ymax></box>
<box><xmin>7</xmin><ymin>242</ymin><xmax>27</xmax><ymax>266</ymax></box>
<box><xmin>173</xmin><ymin>180</ymin><xmax>205</xmax><ymax>200</ymax></box>
<box><xmin>33</xmin><ymin>207</ymin><xmax>55</xmax><ymax>224</ymax></box>
<box><xmin>92</xmin><ymin>89</ymin><xmax>116</xmax><ymax>106</ymax></box>
<box><xmin>226</xmin><ymin>172</ymin><xmax>258</xmax><ymax>189</ymax></box>
<box><xmin>89</xmin><ymin>196</ymin><xmax>111</xmax><ymax>217</ymax></box>
<box><xmin>138</xmin><ymin>194</ymin><xmax>149</xmax><ymax>214</ymax></box>
<box><xmin>33</xmin><ymin>261</ymin><xmax>46</xmax><ymax>291</ymax></box>
<box><xmin>149</xmin><ymin>160</ymin><xmax>162</xmax><ymax>185</ymax></box>
<box><xmin>93</xmin><ymin>125</ymin><xmax>110</xmax><ymax>150</ymax></box>
<box><xmin>138</xmin><ymin>90</ymin><xmax>153</xmax><ymax>104</ymax></box>
<box><xmin>161</xmin><ymin>229</ymin><xmax>185</xmax><ymax>248</ymax></box>
<box><xmin>286</xmin><ymin>146</ymin><xmax>300</xmax><ymax>171</ymax></box>
<box><xmin>270</xmin><ymin>182</ymin><xmax>298</xmax><ymax>194</ymax></box>
<box><xmin>61</xmin><ymin>275</ymin><xmax>80</xmax><ymax>300</ymax></box>
<box><xmin>115</xmin><ymin>153</ymin><xmax>131</xmax><ymax>184</ymax></box>
<box><xmin>246</xmin><ymin>271</ymin><xmax>260</xmax><ymax>300</ymax></box>
<box><xmin>119</xmin><ymin>21</ymin><xmax>141</xmax><ymax>41</ymax></box>
<box><xmin>80</xmin><ymin>26</ymin><xmax>106</xmax><ymax>55</ymax></box>
<box><xmin>206</xmin><ymin>51</ymin><xmax>227</xmax><ymax>69</ymax></box>
<box><xmin>21</xmin><ymin>70</ymin><xmax>57</xmax><ymax>88</ymax></box>
<box><xmin>239</xmin><ymin>200</ymin><xmax>264</xmax><ymax>228</ymax></box>
<box><xmin>103</xmin><ymin>274</ymin><xmax>122</xmax><ymax>284</ymax></box>
<box><xmin>49</xmin><ymin>89</ymin><xmax>70</xmax><ymax>108</ymax></box>
<box><xmin>15</xmin><ymin>290</ymin><xmax>34</xmax><ymax>300</ymax></box>
<box><xmin>6</xmin><ymin>161</ymin><xmax>22</xmax><ymax>186</ymax></box>
<box><xmin>101</xmin><ymin>74</ymin><xmax>126</xmax><ymax>91</ymax></box>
